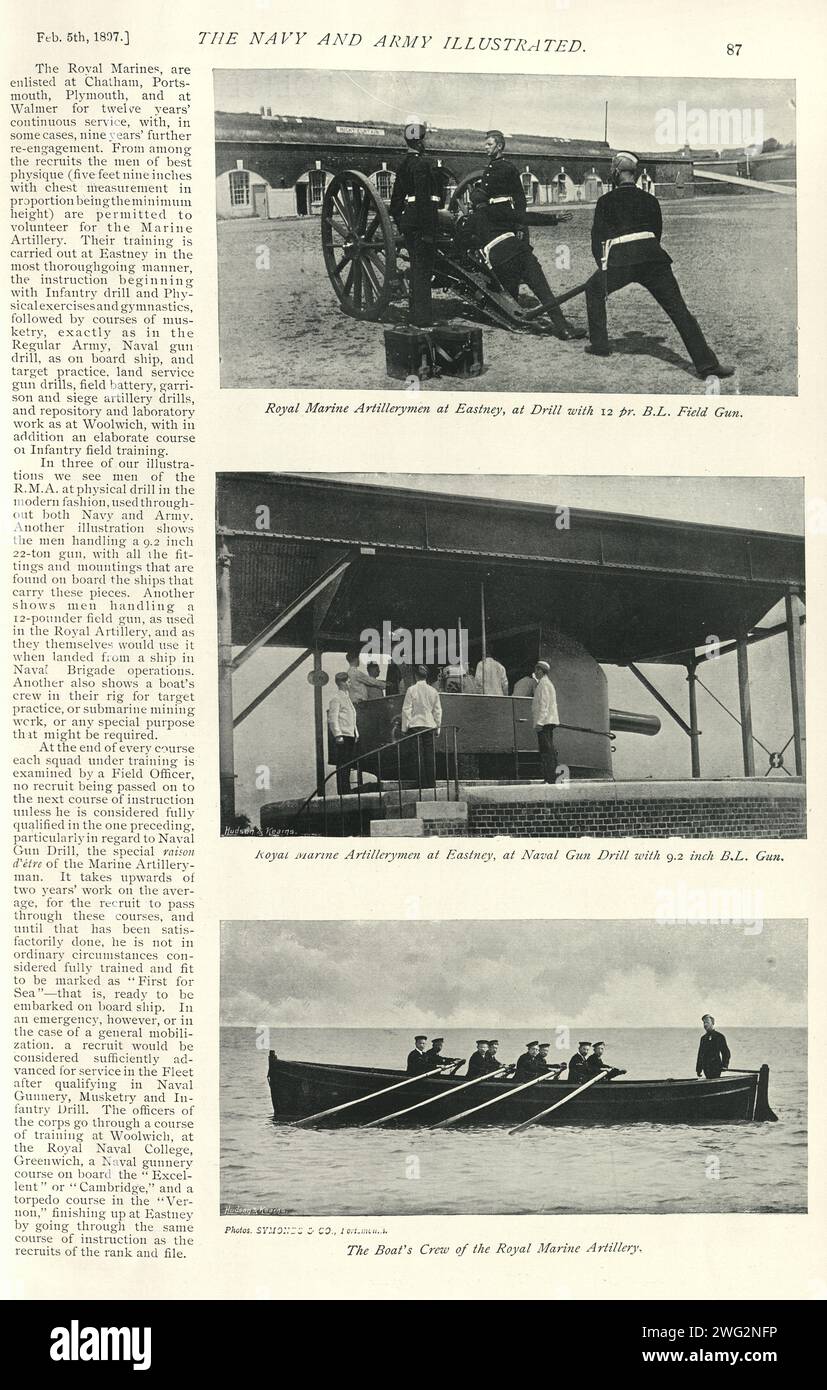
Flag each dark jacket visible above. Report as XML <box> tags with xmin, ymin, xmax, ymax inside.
<box><xmin>423</xmin><ymin>1047</ymin><xmax>460</xmax><ymax>1070</ymax></box>
<box><xmin>480</xmin><ymin>155</ymin><xmax>527</xmax><ymax>230</ymax></box>
<box><xmin>590</xmin><ymin>184</ymin><xmax>672</xmax><ymax>269</ymax></box>
<box><xmin>696</xmin><ymin>1029</ymin><xmax>731</xmax><ymax>1077</ymax></box>
<box><xmin>513</xmin><ymin>1051</ymin><xmax>539</xmax><ymax>1084</ymax></box>
<box><xmin>406</xmin><ymin>1048</ymin><xmax>432</xmax><ymax>1077</ymax></box>
<box><xmin>568</xmin><ymin>1053</ymin><xmax>590</xmax><ymax>1084</ymax></box>
<box><xmin>466</xmin><ymin>1050</ymin><xmax>490</xmax><ymax>1081</ymax></box>
<box><xmin>390</xmin><ymin>151</ymin><xmax>444</xmax><ymax>236</ymax></box>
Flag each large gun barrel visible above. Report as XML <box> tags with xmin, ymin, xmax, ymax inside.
<box><xmin>609</xmin><ymin>708</ymin><xmax>662</xmax><ymax>737</ymax></box>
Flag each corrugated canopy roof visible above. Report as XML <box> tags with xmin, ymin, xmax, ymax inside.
<box><xmin>216</xmin><ymin>475</ymin><xmax>804</xmax><ymax>666</ymax></box>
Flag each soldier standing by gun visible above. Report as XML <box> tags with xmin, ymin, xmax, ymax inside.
<box><xmin>389</xmin><ymin>120</ymin><xmax>445</xmax><ymax>328</ymax></box>
<box><xmin>477</xmin><ymin>130</ymin><xmax>583</xmax><ymax>339</ymax></box>
<box><xmin>584</xmin><ymin>151</ymin><xmax>734</xmax><ymax>379</ymax></box>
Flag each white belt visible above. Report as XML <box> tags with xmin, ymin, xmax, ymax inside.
<box><xmin>482</xmin><ymin>232</ymin><xmax>517</xmax><ymax>267</ymax></box>
<box><xmin>489</xmin><ymin>196</ymin><xmax>514</xmax><ymax>205</ymax></box>
<box><xmin>405</xmin><ymin>194</ymin><xmax>440</xmax><ymax>203</ymax></box>
<box><xmin>601</xmin><ymin>230</ymin><xmax>655</xmax><ymax>270</ymax></box>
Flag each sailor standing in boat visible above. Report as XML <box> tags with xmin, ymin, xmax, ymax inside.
<box><xmin>696</xmin><ymin>1014</ymin><xmax>731</xmax><ymax>1079</ymax></box>
<box><xmin>406</xmin><ymin>1035</ymin><xmax>433</xmax><ymax>1076</ymax></box>
<box><xmin>583</xmin><ymin>151</ymin><xmax>734</xmax><ymax>380</ymax></box>
<box><xmin>466</xmin><ymin>1039</ymin><xmax>492</xmax><ymax>1080</ymax></box>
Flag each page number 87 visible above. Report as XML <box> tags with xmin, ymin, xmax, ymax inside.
<box><xmin>726</xmin><ymin>43</ymin><xmax>742</xmax><ymax>55</ymax></box>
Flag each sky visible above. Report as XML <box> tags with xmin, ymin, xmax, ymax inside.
<box><xmin>214</xmin><ymin>71</ymin><xmax>796</xmax><ymax>150</ymax></box>
<box><xmin>227</xmin><ymin>473</ymin><xmax>804</xmax><ymax>819</ymax></box>
<box><xmin>220</xmin><ymin>919</ymin><xmax>807</xmax><ymax>1028</ymax></box>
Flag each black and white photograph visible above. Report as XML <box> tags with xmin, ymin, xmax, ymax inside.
<box><xmin>220</xmin><ymin>919</ymin><xmax>807</xmax><ymax>1217</ymax></box>
<box><xmin>214</xmin><ymin>70</ymin><xmax>797</xmax><ymax>393</ymax></box>
<box><xmin>216</xmin><ymin>472</ymin><xmax>806</xmax><ymax>839</ymax></box>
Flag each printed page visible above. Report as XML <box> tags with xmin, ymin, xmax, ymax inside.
<box><xmin>3</xmin><ymin>0</ymin><xmax>825</xmax><ymax>1361</ymax></box>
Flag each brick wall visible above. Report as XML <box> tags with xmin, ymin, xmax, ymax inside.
<box><xmin>425</xmin><ymin>793</ymin><xmax>805</xmax><ymax>839</ymax></box>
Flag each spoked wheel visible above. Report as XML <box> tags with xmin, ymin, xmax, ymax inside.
<box><xmin>321</xmin><ymin>170</ymin><xmax>397</xmax><ymax>321</ymax></box>
<box><xmin>448</xmin><ymin>168</ymin><xmax>486</xmax><ymax>216</ymax></box>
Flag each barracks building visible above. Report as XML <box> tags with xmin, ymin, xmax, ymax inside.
<box><xmin>214</xmin><ymin>109</ymin><xmax>695</xmax><ymax>219</ymax></box>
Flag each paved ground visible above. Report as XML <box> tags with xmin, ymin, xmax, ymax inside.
<box><xmin>217</xmin><ymin>195</ymin><xmax>797</xmax><ymax>395</ymax></box>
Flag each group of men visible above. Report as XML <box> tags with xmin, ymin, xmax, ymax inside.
<box><xmin>406</xmin><ymin>1034</ymin><xmax>626</xmax><ymax>1083</ymax></box>
<box><xmin>326</xmin><ymin>650</ymin><xmax>562</xmax><ymax>793</ymax></box>
<box><xmin>388</xmin><ymin>121</ymin><xmax>733</xmax><ymax>380</ymax></box>
<box><xmin>404</xmin><ymin>1016</ymin><xmax>733</xmax><ymax>1084</ymax></box>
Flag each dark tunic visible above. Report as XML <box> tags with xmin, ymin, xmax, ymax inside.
<box><xmin>423</xmin><ymin>1047</ymin><xmax>460</xmax><ymax>1070</ymax></box>
<box><xmin>466</xmin><ymin>1051</ymin><xmax>490</xmax><ymax>1081</ymax></box>
<box><xmin>513</xmin><ymin>1051</ymin><xmax>539</xmax><ymax>1084</ymax></box>
<box><xmin>696</xmin><ymin>1029</ymin><xmax>731</xmax><ymax>1079</ymax></box>
<box><xmin>389</xmin><ymin>150</ymin><xmax>444</xmax><ymax>234</ymax></box>
<box><xmin>568</xmin><ymin>1053</ymin><xmax>590</xmax><ymax>1084</ymax></box>
<box><xmin>406</xmin><ymin>1048</ymin><xmax>432</xmax><ymax>1077</ymax></box>
<box><xmin>479</xmin><ymin>154</ymin><xmax>527</xmax><ymax>231</ymax></box>
<box><xmin>484</xmin><ymin>1054</ymin><xmax>505</xmax><ymax>1073</ymax></box>
<box><xmin>590</xmin><ymin>184</ymin><xmax>672</xmax><ymax>269</ymax></box>
<box><xmin>585</xmin><ymin>1053</ymin><xmax>609</xmax><ymax>1079</ymax></box>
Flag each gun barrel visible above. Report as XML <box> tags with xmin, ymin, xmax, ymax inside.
<box><xmin>609</xmin><ymin>708</ymin><xmax>662</xmax><ymax>737</ymax></box>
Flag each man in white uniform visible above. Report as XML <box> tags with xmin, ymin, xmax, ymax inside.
<box><xmin>401</xmin><ymin>665</ymin><xmax>442</xmax><ymax>788</ymax></box>
<box><xmin>531</xmin><ymin>659</ymin><xmax>559</xmax><ymax>783</ymax></box>
<box><xmin>475</xmin><ymin>653</ymin><xmax>509</xmax><ymax>695</ymax></box>
<box><xmin>327</xmin><ymin>672</ymin><xmax>359</xmax><ymax>795</ymax></box>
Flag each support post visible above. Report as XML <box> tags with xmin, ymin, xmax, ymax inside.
<box><xmin>480</xmin><ymin>576</ymin><xmax>488</xmax><ymax>695</ymax></box>
<box><xmin>217</xmin><ymin>540</ymin><xmax>236</xmax><ymax>829</ymax></box>
<box><xmin>785</xmin><ymin>592</ymin><xmax>806</xmax><ymax>775</ymax></box>
<box><xmin>736</xmin><ymin>633</ymin><xmax>755</xmax><ymax>776</ymax></box>
<box><xmin>687</xmin><ymin>661</ymin><xmax>701</xmax><ymax>779</ymax></box>
<box><xmin>313</xmin><ymin>647</ymin><xmax>326</xmax><ymax>793</ymax></box>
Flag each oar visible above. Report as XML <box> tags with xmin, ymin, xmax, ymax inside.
<box><xmin>508</xmin><ymin>1070</ymin><xmax>606</xmax><ymax>1134</ymax></box>
<box><xmin>361</xmin><ymin>1066</ymin><xmax>509</xmax><ymax>1128</ymax></box>
<box><xmin>430</xmin><ymin>1065</ymin><xmax>565</xmax><ymax>1129</ymax></box>
<box><xmin>291</xmin><ymin>1065</ymin><xmax>456</xmax><ymax>1128</ymax></box>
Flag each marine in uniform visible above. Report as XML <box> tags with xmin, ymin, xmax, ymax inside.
<box><xmin>406</xmin><ymin>1034</ymin><xmax>432</xmax><ymax>1076</ymax></box>
<box><xmin>423</xmin><ymin>1037</ymin><xmax>462</xmax><ymax>1071</ymax></box>
<box><xmin>466</xmin><ymin>1039</ymin><xmax>492</xmax><ymax>1080</ymax></box>
<box><xmin>584</xmin><ymin>151</ymin><xmax>734</xmax><ymax>379</ymax></box>
<box><xmin>485</xmin><ymin>1040</ymin><xmax>510</xmax><ymax>1074</ymax></box>
<box><xmin>585</xmin><ymin>1040</ymin><xmax>626</xmax><ymax>1081</ymax></box>
<box><xmin>567</xmin><ymin>1041</ymin><xmax>592</xmax><ymax>1085</ymax></box>
<box><xmin>696</xmin><ymin>1014</ymin><xmax>731</xmax><ymax>1079</ymax></box>
<box><xmin>468</xmin><ymin>130</ymin><xmax>582</xmax><ymax>339</ymax></box>
<box><xmin>535</xmin><ymin>1043</ymin><xmax>554</xmax><ymax>1074</ymax></box>
<box><xmin>513</xmin><ymin>1041</ymin><xmax>541</xmax><ymax>1083</ymax></box>
<box><xmin>389</xmin><ymin>121</ymin><xmax>445</xmax><ymax>327</ymax></box>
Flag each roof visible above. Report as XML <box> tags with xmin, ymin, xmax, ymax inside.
<box><xmin>215</xmin><ymin>110</ymin><xmax>617</xmax><ymax>161</ymax></box>
<box><xmin>216</xmin><ymin>475</ymin><xmax>804</xmax><ymax>666</ymax></box>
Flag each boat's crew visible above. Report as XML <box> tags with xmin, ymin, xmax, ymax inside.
<box><xmin>514</xmin><ymin>1041</ymin><xmax>541</xmax><ymax>1083</ymax></box>
<box><xmin>389</xmin><ymin>120</ymin><xmax>444</xmax><ymax>328</ymax></box>
<box><xmin>584</xmin><ymin>151</ymin><xmax>734</xmax><ymax>380</ymax></box>
<box><xmin>696</xmin><ymin>1014</ymin><xmax>731</xmax><ymax>1079</ymax></box>
<box><xmin>585</xmin><ymin>1041</ymin><xmax>626</xmax><ymax>1081</ymax></box>
<box><xmin>424</xmin><ymin>1037</ymin><xmax>462</xmax><ymax>1072</ymax></box>
<box><xmin>401</xmin><ymin>665</ymin><xmax>442</xmax><ymax>787</ymax></box>
<box><xmin>475</xmin><ymin>651</ymin><xmax>509</xmax><ymax>696</ymax></box>
<box><xmin>535</xmin><ymin>1042</ymin><xmax>554</xmax><ymax>1074</ymax></box>
<box><xmin>532</xmin><ymin>660</ymin><xmax>560</xmax><ymax>784</ymax></box>
<box><xmin>406</xmin><ymin>1035</ymin><xmax>433</xmax><ymax>1075</ymax></box>
<box><xmin>466</xmin><ymin>1039</ymin><xmax>492</xmax><ymax>1080</ymax></box>
<box><xmin>327</xmin><ymin>672</ymin><xmax>359</xmax><ymax>795</ymax></box>
<box><xmin>567</xmin><ymin>1041</ymin><xmax>592</xmax><ymax>1084</ymax></box>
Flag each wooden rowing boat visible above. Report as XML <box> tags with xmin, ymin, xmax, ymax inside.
<box><xmin>267</xmin><ymin>1053</ymin><xmax>777</xmax><ymax>1126</ymax></box>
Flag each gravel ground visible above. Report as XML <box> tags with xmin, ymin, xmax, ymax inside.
<box><xmin>217</xmin><ymin>195</ymin><xmax>797</xmax><ymax>395</ymax></box>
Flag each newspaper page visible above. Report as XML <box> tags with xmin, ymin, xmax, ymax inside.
<box><xmin>3</xmin><ymin>0</ymin><xmax>825</xmax><ymax>1361</ymax></box>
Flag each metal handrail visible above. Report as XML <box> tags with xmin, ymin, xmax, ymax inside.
<box><xmin>291</xmin><ymin>726</ymin><xmax>459</xmax><ymax>836</ymax></box>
